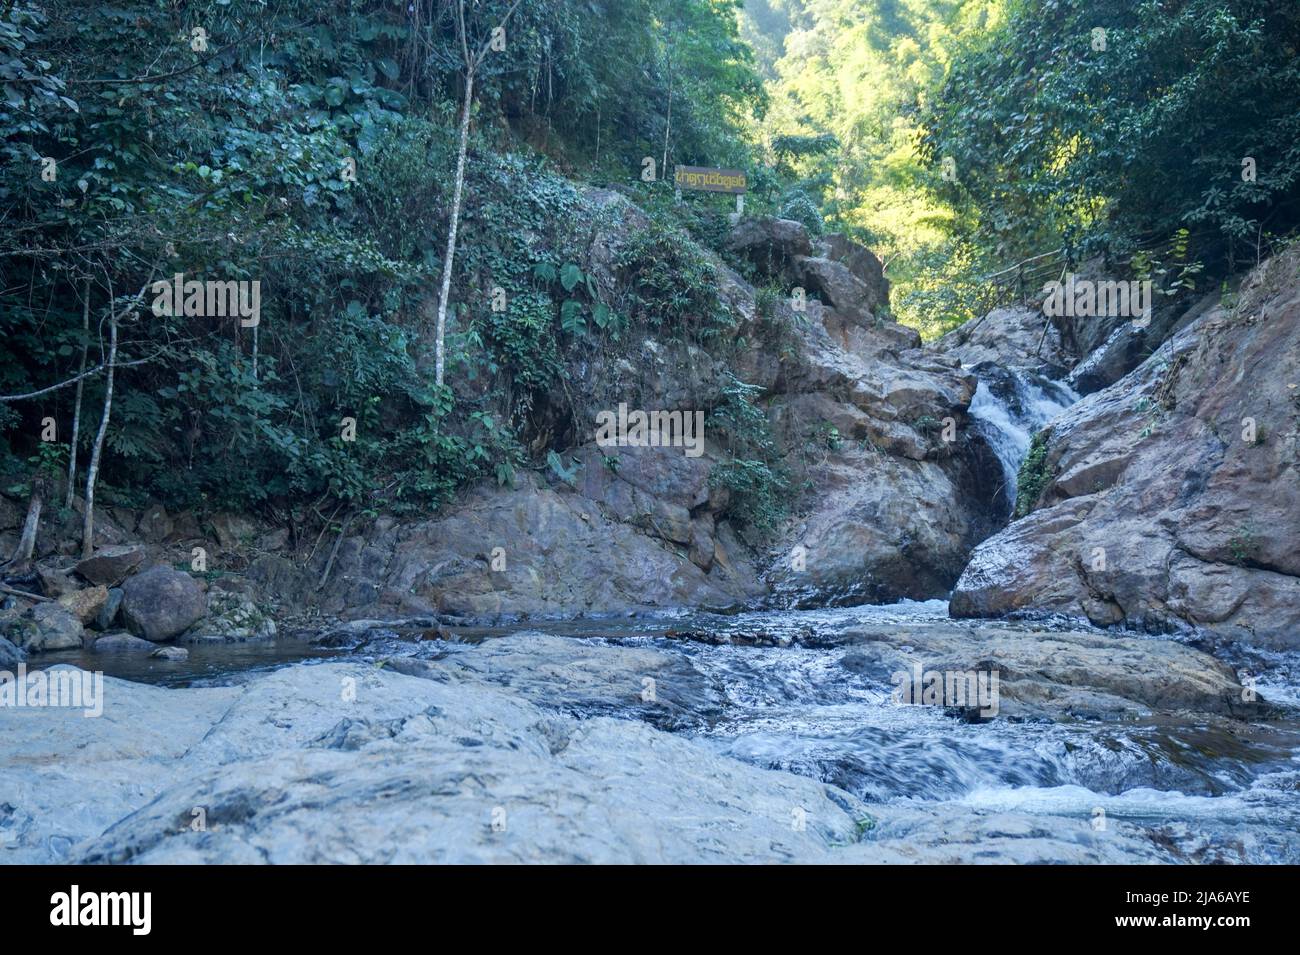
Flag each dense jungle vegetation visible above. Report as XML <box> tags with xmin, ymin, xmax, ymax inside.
<box><xmin>3</xmin><ymin>0</ymin><xmax>1297</xmax><ymax>531</ymax></box>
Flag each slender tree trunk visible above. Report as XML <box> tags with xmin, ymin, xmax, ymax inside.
<box><xmin>662</xmin><ymin>47</ymin><xmax>673</xmax><ymax>177</ymax></box>
<box><xmin>81</xmin><ymin>311</ymin><xmax>118</xmax><ymax>559</ymax></box>
<box><xmin>10</xmin><ymin>475</ymin><xmax>46</xmax><ymax>570</ymax></box>
<box><xmin>434</xmin><ymin>68</ymin><xmax>474</xmax><ymax>388</ymax></box>
<box><xmin>65</xmin><ymin>282</ymin><xmax>90</xmax><ymax>509</ymax></box>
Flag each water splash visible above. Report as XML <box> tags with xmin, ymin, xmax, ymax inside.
<box><xmin>967</xmin><ymin>366</ymin><xmax>1078</xmax><ymax>508</ymax></box>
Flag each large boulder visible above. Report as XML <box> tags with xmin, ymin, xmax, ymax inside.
<box><xmin>793</xmin><ymin>254</ymin><xmax>877</xmax><ymax>316</ymax></box>
<box><xmin>951</xmin><ymin>249</ymin><xmax>1300</xmax><ymax>647</ymax></box>
<box><xmin>120</xmin><ymin>565</ymin><xmax>207</xmax><ymax>642</ymax></box>
<box><xmin>725</xmin><ymin>216</ymin><xmax>812</xmax><ymax>278</ymax></box>
<box><xmin>180</xmin><ymin>589</ymin><xmax>276</xmax><ymax>643</ymax></box>
<box><xmin>821</xmin><ymin>233</ymin><xmax>890</xmax><ymax>315</ymax></box>
<box><xmin>35</xmin><ymin>561</ymin><xmax>79</xmax><ymax>598</ymax></box>
<box><xmin>75</xmin><ymin>545</ymin><xmax>144</xmax><ymax>586</ymax></box>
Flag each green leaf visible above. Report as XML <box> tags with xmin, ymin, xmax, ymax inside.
<box><xmin>559</xmin><ymin>263</ymin><xmax>582</xmax><ymax>292</ymax></box>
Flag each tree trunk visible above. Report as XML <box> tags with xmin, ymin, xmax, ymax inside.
<box><xmin>65</xmin><ymin>281</ymin><xmax>90</xmax><ymax>509</ymax></box>
<box><xmin>434</xmin><ymin>68</ymin><xmax>474</xmax><ymax>388</ymax></box>
<box><xmin>9</xmin><ymin>475</ymin><xmax>47</xmax><ymax>570</ymax></box>
<box><xmin>661</xmin><ymin>46</ymin><xmax>674</xmax><ymax>177</ymax></box>
<box><xmin>81</xmin><ymin>311</ymin><xmax>118</xmax><ymax>560</ymax></box>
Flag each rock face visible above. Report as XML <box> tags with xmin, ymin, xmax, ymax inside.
<box><xmin>120</xmin><ymin>566</ymin><xmax>207</xmax><ymax>642</ymax></box>
<box><xmin>281</xmin><ymin>206</ymin><xmax>1002</xmax><ymax>620</ymax></box>
<box><xmin>310</xmin><ymin>472</ymin><xmax>763</xmax><ymax>620</ymax></box>
<box><xmin>936</xmin><ymin>304</ymin><xmax>1074</xmax><ymax>375</ymax></box>
<box><xmin>951</xmin><ymin>250</ymin><xmax>1300</xmax><ymax>647</ymax></box>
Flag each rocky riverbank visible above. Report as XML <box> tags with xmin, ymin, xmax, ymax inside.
<box><xmin>5</xmin><ymin>605</ymin><xmax>1296</xmax><ymax>865</ymax></box>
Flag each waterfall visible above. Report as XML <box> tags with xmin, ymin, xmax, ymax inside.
<box><xmin>967</xmin><ymin>364</ymin><xmax>1078</xmax><ymax>510</ymax></box>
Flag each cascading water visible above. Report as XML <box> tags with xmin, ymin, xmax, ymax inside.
<box><xmin>966</xmin><ymin>364</ymin><xmax>1079</xmax><ymax>510</ymax></box>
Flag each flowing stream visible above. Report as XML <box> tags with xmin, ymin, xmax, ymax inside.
<box><xmin>967</xmin><ymin>365</ymin><xmax>1078</xmax><ymax>510</ymax></box>
<box><xmin>35</xmin><ymin>371</ymin><xmax>1300</xmax><ymax>863</ymax></box>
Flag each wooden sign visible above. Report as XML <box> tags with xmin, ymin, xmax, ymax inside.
<box><xmin>674</xmin><ymin>166</ymin><xmax>747</xmax><ymax>194</ymax></box>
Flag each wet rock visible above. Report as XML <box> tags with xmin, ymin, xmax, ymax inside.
<box><xmin>89</xmin><ymin>632</ymin><xmax>158</xmax><ymax>653</ymax></box>
<box><xmin>835</xmin><ymin>620</ymin><xmax>1255</xmax><ymax>721</ymax></box>
<box><xmin>121</xmin><ymin>565</ymin><xmax>207</xmax><ymax>642</ymax></box>
<box><xmin>151</xmin><ymin>646</ymin><xmax>189</xmax><ymax>661</ymax></box>
<box><xmin>387</xmin><ymin>632</ymin><xmax>725</xmax><ymax>732</ymax></box>
<box><xmin>952</xmin><ymin>249</ymin><xmax>1300</xmax><ymax>647</ymax></box>
<box><xmin>935</xmin><ymin>304</ymin><xmax>1073</xmax><ymax>375</ymax></box>
<box><xmin>57</xmin><ymin>585</ymin><xmax>108</xmax><ymax>625</ymax></box>
<box><xmin>75</xmin><ymin>545</ymin><xmax>145</xmax><ymax>587</ymax></box>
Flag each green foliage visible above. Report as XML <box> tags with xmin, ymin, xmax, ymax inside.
<box><xmin>708</xmin><ymin>373</ymin><xmax>789</xmax><ymax>535</ymax></box>
<box><xmin>1014</xmin><ymin>430</ymin><xmax>1052</xmax><ymax>518</ymax></box>
<box><xmin>0</xmin><ymin>0</ymin><xmax>767</xmax><ymax>523</ymax></box>
<box><xmin>614</xmin><ymin>212</ymin><xmax>734</xmax><ymax>340</ymax></box>
<box><xmin>923</xmin><ymin>0</ymin><xmax>1300</xmax><ymax>267</ymax></box>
